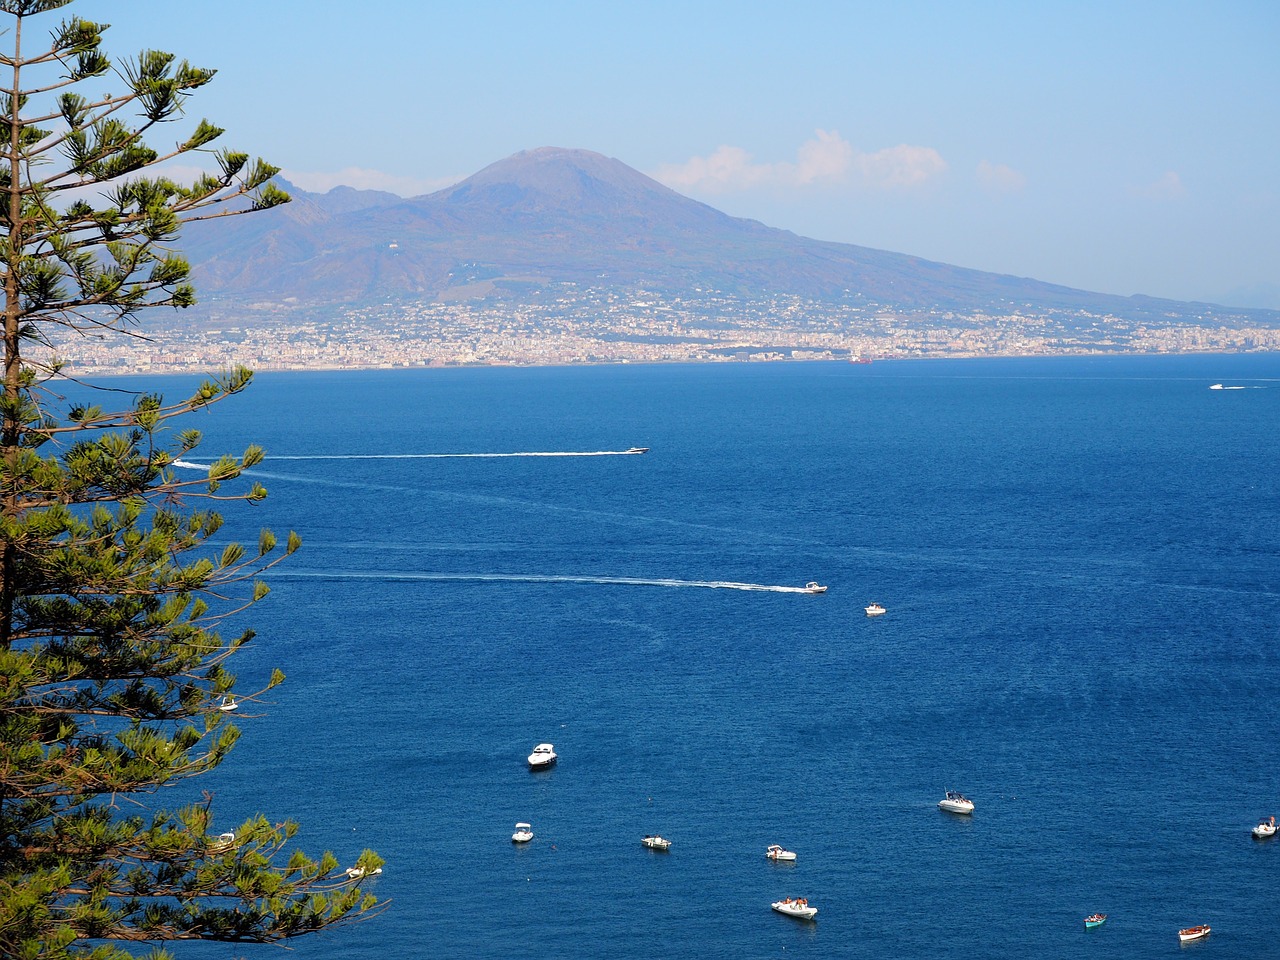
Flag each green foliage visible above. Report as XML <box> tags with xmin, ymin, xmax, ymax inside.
<box><xmin>0</xmin><ymin>4</ymin><xmax>382</xmax><ymax>957</ymax></box>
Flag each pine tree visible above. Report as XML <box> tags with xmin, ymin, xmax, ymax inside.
<box><xmin>0</xmin><ymin>3</ymin><xmax>382</xmax><ymax>956</ymax></box>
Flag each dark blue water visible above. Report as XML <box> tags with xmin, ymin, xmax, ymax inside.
<box><xmin>152</xmin><ymin>355</ymin><xmax>1280</xmax><ymax>958</ymax></box>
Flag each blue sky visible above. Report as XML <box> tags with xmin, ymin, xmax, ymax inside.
<box><xmin>67</xmin><ymin>0</ymin><xmax>1280</xmax><ymax>307</ymax></box>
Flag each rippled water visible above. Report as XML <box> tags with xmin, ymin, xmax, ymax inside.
<box><xmin>153</xmin><ymin>354</ymin><xmax>1280</xmax><ymax>959</ymax></box>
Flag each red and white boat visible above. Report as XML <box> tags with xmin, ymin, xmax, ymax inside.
<box><xmin>1178</xmin><ymin>924</ymin><xmax>1210</xmax><ymax>943</ymax></box>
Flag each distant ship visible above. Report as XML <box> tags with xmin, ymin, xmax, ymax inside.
<box><xmin>849</xmin><ymin>355</ymin><xmax>873</xmax><ymax>364</ymax></box>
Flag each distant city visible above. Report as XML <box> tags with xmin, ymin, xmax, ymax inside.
<box><xmin>50</xmin><ymin>286</ymin><xmax>1280</xmax><ymax>376</ymax></box>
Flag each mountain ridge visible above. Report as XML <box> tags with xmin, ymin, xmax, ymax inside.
<box><xmin>180</xmin><ymin>147</ymin><xmax>1278</xmax><ymax>326</ymax></box>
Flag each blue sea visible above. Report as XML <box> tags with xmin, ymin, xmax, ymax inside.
<box><xmin>149</xmin><ymin>354</ymin><xmax>1280</xmax><ymax>959</ymax></box>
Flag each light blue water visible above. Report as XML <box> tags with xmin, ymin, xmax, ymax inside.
<box><xmin>150</xmin><ymin>355</ymin><xmax>1280</xmax><ymax>958</ymax></box>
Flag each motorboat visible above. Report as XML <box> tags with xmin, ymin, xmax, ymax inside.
<box><xmin>527</xmin><ymin>743</ymin><xmax>557</xmax><ymax>769</ymax></box>
<box><xmin>1252</xmin><ymin>815</ymin><xmax>1276</xmax><ymax>839</ymax></box>
<box><xmin>765</xmin><ymin>844</ymin><xmax>797</xmax><ymax>862</ymax></box>
<box><xmin>1209</xmin><ymin>383</ymin><xmax>1224</xmax><ymax>390</ymax></box>
<box><xmin>803</xmin><ymin>582</ymin><xmax>828</xmax><ymax>594</ymax></box>
<box><xmin>1178</xmin><ymin>925</ymin><xmax>1210</xmax><ymax>943</ymax></box>
<box><xmin>511</xmin><ymin>822</ymin><xmax>534</xmax><ymax>843</ymax></box>
<box><xmin>218</xmin><ymin>696</ymin><xmax>238</xmax><ymax>712</ymax></box>
<box><xmin>345</xmin><ymin>865</ymin><xmax>383</xmax><ymax>879</ymax></box>
<box><xmin>626</xmin><ymin>447</ymin><xmax>650</xmax><ymax>454</ymax></box>
<box><xmin>641</xmin><ymin>835</ymin><xmax>671</xmax><ymax>851</ymax></box>
<box><xmin>938</xmin><ymin>790</ymin><xmax>974</xmax><ymax>814</ymax></box>
<box><xmin>865</xmin><ymin>602</ymin><xmax>886</xmax><ymax>616</ymax></box>
<box><xmin>209</xmin><ymin>832</ymin><xmax>236</xmax><ymax>852</ymax></box>
<box><xmin>772</xmin><ymin>898</ymin><xmax>817</xmax><ymax>920</ymax></box>
<box><xmin>1084</xmin><ymin>913</ymin><xmax>1107</xmax><ymax>928</ymax></box>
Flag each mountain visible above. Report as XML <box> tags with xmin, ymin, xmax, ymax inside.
<box><xmin>180</xmin><ymin>147</ymin><xmax>1274</xmax><ymax>324</ymax></box>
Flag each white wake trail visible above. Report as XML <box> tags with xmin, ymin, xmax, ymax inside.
<box><xmin>275</xmin><ymin>571</ymin><xmax>822</xmax><ymax>593</ymax></box>
<box><xmin>211</xmin><ymin>450</ymin><xmax>648</xmax><ymax>460</ymax></box>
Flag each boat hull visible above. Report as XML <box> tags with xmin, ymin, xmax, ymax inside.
<box><xmin>772</xmin><ymin>902</ymin><xmax>817</xmax><ymax>919</ymax></box>
<box><xmin>938</xmin><ymin>801</ymin><xmax>974</xmax><ymax>814</ymax></box>
<box><xmin>1178</xmin><ymin>926</ymin><xmax>1210</xmax><ymax>942</ymax></box>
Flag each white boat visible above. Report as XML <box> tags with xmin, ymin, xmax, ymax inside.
<box><xmin>626</xmin><ymin>447</ymin><xmax>650</xmax><ymax>454</ymax></box>
<box><xmin>641</xmin><ymin>835</ymin><xmax>671</xmax><ymax>851</ymax></box>
<box><xmin>511</xmin><ymin>822</ymin><xmax>534</xmax><ymax>843</ymax></box>
<box><xmin>527</xmin><ymin>743</ymin><xmax>557</xmax><ymax>769</ymax></box>
<box><xmin>803</xmin><ymin>582</ymin><xmax>828</xmax><ymax>594</ymax></box>
<box><xmin>1209</xmin><ymin>383</ymin><xmax>1224</xmax><ymax>390</ymax></box>
<box><xmin>1178</xmin><ymin>924</ymin><xmax>1210</xmax><ymax>942</ymax></box>
<box><xmin>209</xmin><ymin>832</ymin><xmax>236</xmax><ymax>852</ymax></box>
<box><xmin>765</xmin><ymin>844</ymin><xmax>797</xmax><ymax>862</ymax></box>
<box><xmin>772</xmin><ymin>898</ymin><xmax>817</xmax><ymax>919</ymax></box>
<box><xmin>938</xmin><ymin>790</ymin><xmax>974</xmax><ymax>814</ymax></box>
<box><xmin>218</xmin><ymin>696</ymin><xmax>238</xmax><ymax>712</ymax></box>
<box><xmin>865</xmin><ymin>602</ymin><xmax>886</xmax><ymax>616</ymax></box>
<box><xmin>1252</xmin><ymin>815</ymin><xmax>1276</xmax><ymax>838</ymax></box>
<box><xmin>345</xmin><ymin>865</ymin><xmax>383</xmax><ymax>879</ymax></box>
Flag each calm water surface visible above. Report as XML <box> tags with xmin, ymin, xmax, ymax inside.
<box><xmin>148</xmin><ymin>355</ymin><xmax>1280</xmax><ymax>959</ymax></box>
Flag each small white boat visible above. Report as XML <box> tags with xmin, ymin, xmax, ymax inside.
<box><xmin>511</xmin><ymin>822</ymin><xmax>534</xmax><ymax>843</ymax></box>
<box><xmin>527</xmin><ymin>743</ymin><xmax>557</xmax><ymax>769</ymax></box>
<box><xmin>803</xmin><ymin>582</ymin><xmax>828</xmax><ymax>594</ymax></box>
<box><xmin>218</xmin><ymin>696</ymin><xmax>238</xmax><ymax>712</ymax></box>
<box><xmin>938</xmin><ymin>790</ymin><xmax>974</xmax><ymax>814</ymax></box>
<box><xmin>1252</xmin><ymin>815</ymin><xmax>1276</xmax><ymax>839</ymax></box>
<box><xmin>641</xmin><ymin>835</ymin><xmax>671</xmax><ymax>851</ymax></box>
<box><xmin>772</xmin><ymin>898</ymin><xmax>817</xmax><ymax>919</ymax></box>
<box><xmin>345</xmin><ymin>865</ymin><xmax>383</xmax><ymax>879</ymax></box>
<box><xmin>865</xmin><ymin>602</ymin><xmax>886</xmax><ymax>616</ymax></box>
<box><xmin>626</xmin><ymin>447</ymin><xmax>650</xmax><ymax>454</ymax></box>
<box><xmin>1178</xmin><ymin>924</ymin><xmax>1210</xmax><ymax>942</ymax></box>
<box><xmin>765</xmin><ymin>844</ymin><xmax>797</xmax><ymax>862</ymax></box>
<box><xmin>209</xmin><ymin>832</ymin><xmax>236</xmax><ymax>852</ymax></box>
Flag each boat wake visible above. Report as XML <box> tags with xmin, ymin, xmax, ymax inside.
<box><xmin>273</xmin><ymin>570</ymin><xmax>817</xmax><ymax>592</ymax></box>
<box><xmin>177</xmin><ymin>450</ymin><xmax>648</xmax><ymax>462</ymax></box>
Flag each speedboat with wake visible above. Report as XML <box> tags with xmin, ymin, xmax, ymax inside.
<box><xmin>938</xmin><ymin>790</ymin><xmax>974</xmax><ymax>814</ymax></box>
<box><xmin>772</xmin><ymin>898</ymin><xmax>817</xmax><ymax>919</ymax></box>
<box><xmin>803</xmin><ymin>582</ymin><xmax>828</xmax><ymax>593</ymax></box>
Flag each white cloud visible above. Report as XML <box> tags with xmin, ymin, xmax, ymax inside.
<box><xmin>280</xmin><ymin>166</ymin><xmax>461</xmax><ymax>197</ymax></box>
<box><xmin>1131</xmin><ymin>170</ymin><xmax>1186</xmax><ymax>200</ymax></box>
<box><xmin>976</xmin><ymin>159</ymin><xmax>1027</xmax><ymax>193</ymax></box>
<box><xmin>653</xmin><ymin>130</ymin><xmax>947</xmax><ymax>193</ymax></box>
